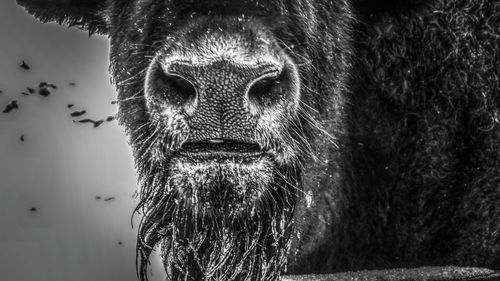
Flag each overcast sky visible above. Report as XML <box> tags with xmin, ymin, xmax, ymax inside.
<box><xmin>0</xmin><ymin>1</ymin><xmax>163</xmax><ymax>280</ymax></box>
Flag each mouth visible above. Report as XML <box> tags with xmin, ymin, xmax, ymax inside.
<box><xmin>166</xmin><ymin>139</ymin><xmax>275</xmax><ymax>213</ymax></box>
<box><xmin>178</xmin><ymin>140</ymin><xmax>263</xmax><ymax>159</ymax></box>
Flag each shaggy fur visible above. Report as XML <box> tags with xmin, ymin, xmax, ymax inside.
<box><xmin>16</xmin><ymin>0</ymin><xmax>500</xmax><ymax>280</ymax></box>
<box><xmin>349</xmin><ymin>0</ymin><xmax>500</xmax><ymax>268</ymax></box>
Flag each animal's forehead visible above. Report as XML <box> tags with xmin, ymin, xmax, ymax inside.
<box><xmin>105</xmin><ymin>0</ymin><xmax>288</xmax><ymax>48</ymax></box>
<box><xmin>110</xmin><ymin>0</ymin><xmax>283</xmax><ymax>27</ymax></box>
<box><xmin>157</xmin><ymin>18</ymin><xmax>283</xmax><ymax>66</ymax></box>
<box><xmin>131</xmin><ymin>0</ymin><xmax>280</xmax><ymax>16</ymax></box>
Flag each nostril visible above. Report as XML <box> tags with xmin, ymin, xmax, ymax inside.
<box><xmin>247</xmin><ymin>71</ymin><xmax>284</xmax><ymax>109</ymax></box>
<box><xmin>151</xmin><ymin>62</ymin><xmax>197</xmax><ymax>109</ymax></box>
<box><xmin>166</xmin><ymin>74</ymin><xmax>197</xmax><ymax>101</ymax></box>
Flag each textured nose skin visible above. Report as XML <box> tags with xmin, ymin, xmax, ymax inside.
<box><xmin>168</xmin><ymin>60</ymin><xmax>279</xmax><ymax>142</ymax></box>
<box><xmin>143</xmin><ymin>17</ymin><xmax>301</xmax><ymax>147</ymax></box>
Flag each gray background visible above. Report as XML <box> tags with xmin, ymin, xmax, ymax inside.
<box><xmin>0</xmin><ymin>1</ymin><xmax>164</xmax><ymax>280</ymax></box>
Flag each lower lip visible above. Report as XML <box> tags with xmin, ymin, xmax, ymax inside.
<box><xmin>179</xmin><ymin>150</ymin><xmax>264</xmax><ymax>160</ymax></box>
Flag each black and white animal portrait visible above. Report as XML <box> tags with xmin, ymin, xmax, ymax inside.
<box><xmin>14</xmin><ymin>0</ymin><xmax>500</xmax><ymax>281</ymax></box>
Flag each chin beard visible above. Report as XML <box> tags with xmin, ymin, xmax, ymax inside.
<box><xmin>135</xmin><ymin>155</ymin><xmax>301</xmax><ymax>281</ymax></box>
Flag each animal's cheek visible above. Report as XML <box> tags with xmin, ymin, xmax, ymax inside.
<box><xmin>254</xmin><ymin>110</ymin><xmax>301</xmax><ymax>166</ymax></box>
<box><xmin>143</xmin><ymin>95</ymin><xmax>191</xmax><ymax>152</ymax></box>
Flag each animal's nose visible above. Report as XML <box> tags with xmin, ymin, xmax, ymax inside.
<box><xmin>147</xmin><ymin>59</ymin><xmax>289</xmax><ymax>112</ymax></box>
<box><xmin>145</xmin><ymin>56</ymin><xmax>299</xmax><ymax>141</ymax></box>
